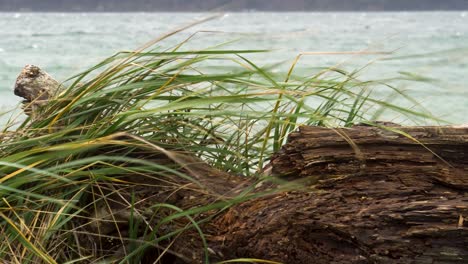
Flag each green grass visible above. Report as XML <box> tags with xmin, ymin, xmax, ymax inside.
<box><xmin>0</xmin><ymin>25</ymin><xmax>437</xmax><ymax>263</ymax></box>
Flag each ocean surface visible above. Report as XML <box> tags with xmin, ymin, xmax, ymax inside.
<box><xmin>0</xmin><ymin>12</ymin><xmax>467</xmax><ymax>124</ymax></box>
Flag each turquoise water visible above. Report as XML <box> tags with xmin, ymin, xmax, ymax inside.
<box><xmin>0</xmin><ymin>12</ymin><xmax>467</xmax><ymax>123</ymax></box>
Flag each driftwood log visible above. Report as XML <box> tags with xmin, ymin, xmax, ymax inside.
<box><xmin>205</xmin><ymin>125</ymin><xmax>468</xmax><ymax>263</ymax></box>
<box><xmin>13</xmin><ymin>66</ymin><xmax>468</xmax><ymax>263</ymax></box>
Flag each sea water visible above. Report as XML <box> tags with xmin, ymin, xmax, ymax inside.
<box><xmin>0</xmin><ymin>12</ymin><xmax>467</xmax><ymax>124</ymax></box>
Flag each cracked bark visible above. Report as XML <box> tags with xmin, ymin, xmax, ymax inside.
<box><xmin>207</xmin><ymin>125</ymin><xmax>468</xmax><ymax>264</ymax></box>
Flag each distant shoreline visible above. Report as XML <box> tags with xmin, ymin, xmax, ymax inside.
<box><xmin>2</xmin><ymin>0</ymin><xmax>468</xmax><ymax>13</ymax></box>
<box><xmin>1</xmin><ymin>10</ymin><xmax>468</xmax><ymax>13</ymax></box>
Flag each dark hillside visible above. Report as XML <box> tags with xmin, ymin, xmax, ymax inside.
<box><xmin>1</xmin><ymin>0</ymin><xmax>468</xmax><ymax>12</ymax></box>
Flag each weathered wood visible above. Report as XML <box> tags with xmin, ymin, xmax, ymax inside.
<box><xmin>14</xmin><ymin>64</ymin><xmax>61</xmax><ymax>119</ymax></box>
<box><xmin>208</xmin><ymin>125</ymin><xmax>468</xmax><ymax>263</ymax></box>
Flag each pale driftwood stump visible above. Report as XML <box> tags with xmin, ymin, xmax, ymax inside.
<box><xmin>13</xmin><ymin>64</ymin><xmax>61</xmax><ymax>119</ymax></box>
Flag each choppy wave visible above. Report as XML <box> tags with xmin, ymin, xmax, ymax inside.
<box><xmin>31</xmin><ymin>31</ymin><xmax>106</xmax><ymax>37</ymax></box>
<box><xmin>1</xmin><ymin>31</ymin><xmax>109</xmax><ymax>38</ymax></box>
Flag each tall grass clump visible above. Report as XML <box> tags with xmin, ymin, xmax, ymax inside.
<box><xmin>0</xmin><ymin>26</ymin><xmax>435</xmax><ymax>263</ymax></box>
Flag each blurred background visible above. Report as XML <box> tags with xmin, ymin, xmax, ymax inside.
<box><xmin>0</xmin><ymin>0</ymin><xmax>467</xmax><ymax>123</ymax></box>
